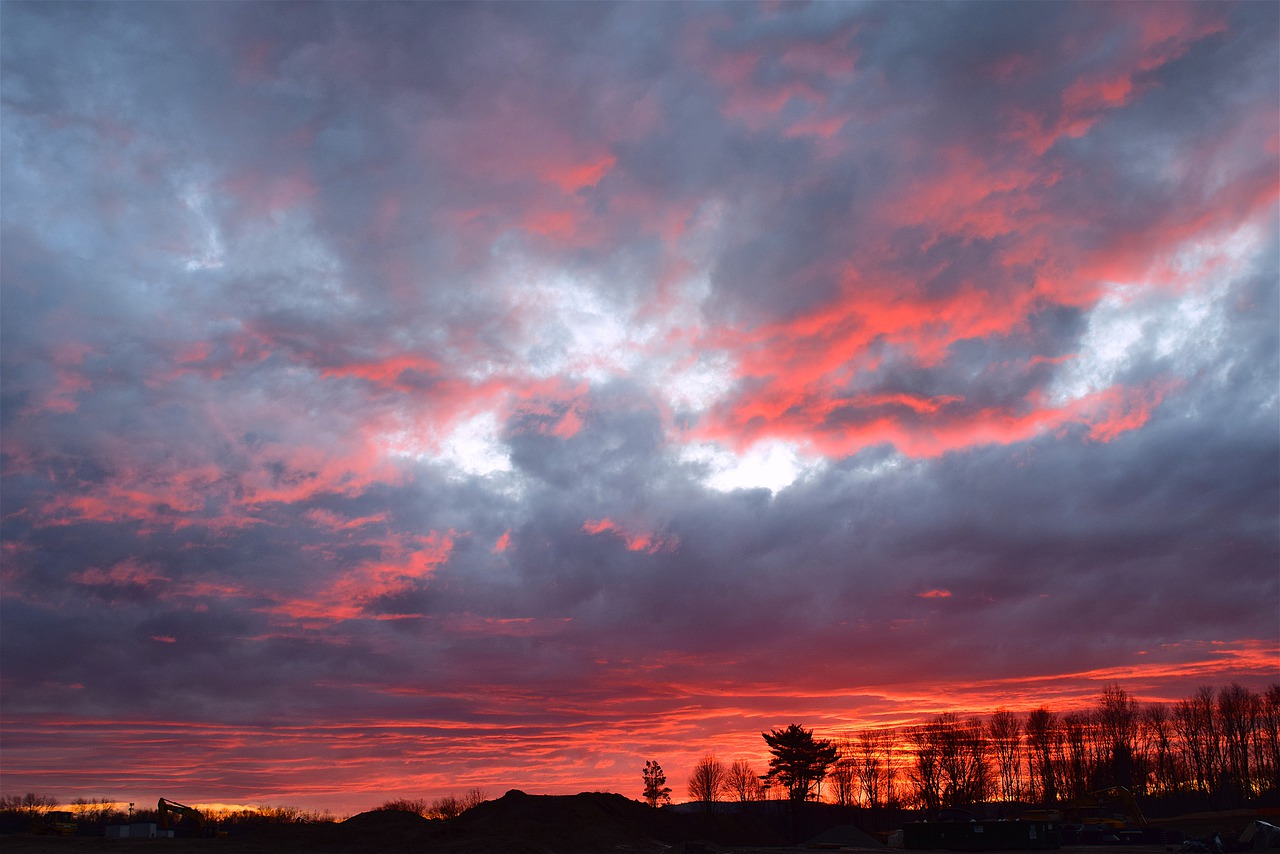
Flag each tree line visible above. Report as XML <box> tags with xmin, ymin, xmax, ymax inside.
<box><xmin>0</xmin><ymin>794</ymin><xmax>338</xmax><ymax>835</ymax></box>
<box><xmin>375</xmin><ymin>787</ymin><xmax>488</xmax><ymax>819</ymax></box>
<box><xmin>647</xmin><ymin>682</ymin><xmax>1280</xmax><ymax>812</ymax></box>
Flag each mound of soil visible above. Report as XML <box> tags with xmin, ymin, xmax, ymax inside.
<box><xmin>429</xmin><ymin>789</ymin><xmax>786</xmax><ymax>853</ymax></box>
<box><xmin>237</xmin><ymin>791</ymin><xmax>787</xmax><ymax>853</ymax></box>
<box><xmin>806</xmin><ymin>823</ymin><xmax>886</xmax><ymax>848</ymax></box>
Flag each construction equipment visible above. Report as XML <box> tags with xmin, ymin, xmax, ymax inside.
<box><xmin>1066</xmin><ymin>786</ymin><xmax>1146</xmax><ymax>831</ymax></box>
<box><xmin>32</xmin><ymin>810</ymin><xmax>77</xmax><ymax>836</ymax></box>
<box><xmin>157</xmin><ymin>798</ymin><xmax>208</xmax><ymax>836</ymax></box>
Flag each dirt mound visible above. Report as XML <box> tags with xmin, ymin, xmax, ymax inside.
<box><xmin>432</xmin><ymin>790</ymin><xmax>785</xmax><ymax>853</ymax></box>
<box><xmin>806</xmin><ymin>823</ymin><xmax>886</xmax><ymax>848</ymax></box>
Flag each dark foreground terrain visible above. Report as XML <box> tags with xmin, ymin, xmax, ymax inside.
<box><xmin>0</xmin><ymin>792</ymin><xmax>1270</xmax><ymax>854</ymax></box>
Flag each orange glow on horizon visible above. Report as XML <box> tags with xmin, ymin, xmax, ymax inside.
<box><xmin>3</xmin><ymin>639</ymin><xmax>1273</xmax><ymax>814</ymax></box>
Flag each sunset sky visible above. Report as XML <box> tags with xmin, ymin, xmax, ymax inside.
<box><xmin>2</xmin><ymin>1</ymin><xmax>1277</xmax><ymax>815</ymax></box>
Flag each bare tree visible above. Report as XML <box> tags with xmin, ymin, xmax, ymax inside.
<box><xmin>948</xmin><ymin>716</ymin><xmax>992</xmax><ymax>806</ymax></box>
<box><xmin>882</xmin><ymin>727</ymin><xmax>901</xmax><ymax>807</ymax></box>
<box><xmin>909</xmin><ymin>721</ymin><xmax>944</xmax><ymax>810</ymax></box>
<box><xmin>988</xmin><ymin>709</ymin><xmax>1024</xmax><ymax>802</ymax></box>
<box><xmin>377</xmin><ymin>798</ymin><xmax>429</xmax><ymax>815</ymax></box>
<box><xmin>1173</xmin><ymin>686</ymin><xmax>1222</xmax><ymax>804</ymax></box>
<box><xmin>687</xmin><ymin>755</ymin><xmax>727</xmax><ymax>808</ymax></box>
<box><xmin>1257</xmin><ymin>685</ymin><xmax>1280</xmax><ymax>800</ymax></box>
<box><xmin>70</xmin><ymin>798</ymin><xmax>127</xmax><ymax>825</ymax></box>
<box><xmin>1217</xmin><ymin>683</ymin><xmax>1261</xmax><ymax>803</ymax></box>
<box><xmin>909</xmin><ymin>714</ymin><xmax>989</xmax><ymax>809</ymax></box>
<box><xmin>855</xmin><ymin>729</ymin><xmax>887</xmax><ymax>809</ymax></box>
<box><xmin>1060</xmin><ymin>711</ymin><xmax>1092</xmax><ymax>801</ymax></box>
<box><xmin>1141</xmin><ymin>702</ymin><xmax>1180</xmax><ymax>797</ymax></box>
<box><xmin>828</xmin><ymin>740</ymin><xmax>858</xmax><ymax>806</ymax></box>
<box><xmin>726</xmin><ymin>759</ymin><xmax>764</xmax><ymax>802</ymax></box>
<box><xmin>1024</xmin><ymin>707</ymin><xmax>1060</xmax><ymax>805</ymax></box>
<box><xmin>1095</xmin><ymin>684</ymin><xmax>1142</xmax><ymax>791</ymax></box>
<box><xmin>0</xmin><ymin>793</ymin><xmax>59</xmax><ymax>815</ymax></box>
<box><xmin>429</xmin><ymin>795</ymin><xmax>464</xmax><ymax>819</ymax></box>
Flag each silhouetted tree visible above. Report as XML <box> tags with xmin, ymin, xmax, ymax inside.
<box><xmin>763</xmin><ymin>723</ymin><xmax>838</xmax><ymax>802</ymax></box>
<box><xmin>1217</xmin><ymin>683</ymin><xmax>1260</xmax><ymax>803</ymax></box>
<box><xmin>1024</xmin><ymin>707</ymin><xmax>1060</xmax><ymax>804</ymax></box>
<box><xmin>69</xmin><ymin>797</ymin><xmax>128</xmax><ymax>826</ymax></box>
<box><xmin>430</xmin><ymin>795</ymin><xmax>464</xmax><ymax>819</ymax></box>
<box><xmin>909</xmin><ymin>722</ymin><xmax>944</xmax><ymax>810</ymax></box>
<box><xmin>1061</xmin><ymin>710</ymin><xmax>1092</xmax><ymax>800</ymax></box>
<box><xmin>909</xmin><ymin>713</ymin><xmax>992</xmax><ymax>809</ymax></box>
<box><xmin>687</xmin><ymin>755</ymin><xmax>727</xmax><ymax>808</ymax></box>
<box><xmin>726</xmin><ymin>759</ymin><xmax>765</xmax><ymax>802</ymax></box>
<box><xmin>642</xmin><ymin>760</ymin><xmax>671</xmax><ymax>807</ymax></box>
<box><xmin>856</xmin><ymin>728</ymin><xmax>895</xmax><ymax>809</ymax></box>
<box><xmin>1141</xmin><ymin>702</ymin><xmax>1179</xmax><ymax>797</ymax></box>
<box><xmin>1173</xmin><ymin>686</ymin><xmax>1222</xmax><ymax>804</ymax></box>
<box><xmin>944</xmin><ymin>714</ymin><xmax>992</xmax><ymax>806</ymax></box>
<box><xmin>1095</xmin><ymin>684</ymin><xmax>1142</xmax><ymax>791</ymax></box>
<box><xmin>376</xmin><ymin>798</ymin><xmax>429</xmax><ymax>815</ymax></box>
<box><xmin>829</xmin><ymin>740</ymin><xmax>858</xmax><ymax>806</ymax></box>
<box><xmin>988</xmin><ymin>709</ymin><xmax>1024</xmax><ymax>802</ymax></box>
<box><xmin>0</xmin><ymin>793</ymin><xmax>59</xmax><ymax>812</ymax></box>
<box><xmin>1258</xmin><ymin>685</ymin><xmax>1280</xmax><ymax>798</ymax></box>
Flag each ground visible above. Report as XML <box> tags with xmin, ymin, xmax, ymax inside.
<box><xmin>1</xmin><ymin>799</ymin><xmax>1267</xmax><ymax>854</ymax></box>
<box><xmin>0</xmin><ymin>841</ymin><xmax>1201</xmax><ymax>854</ymax></box>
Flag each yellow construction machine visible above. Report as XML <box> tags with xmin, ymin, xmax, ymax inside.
<box><xmin>32</xmin><ymin>810</ymin><xmax>77</xmax><ymax>836</ymax></box>
<box><xmin>1066</xmin><ymin>786</ymin><xmax>1147</xmax><ymax>831</ymax></box>
<box><xmin>158</xmin><ymin>798</ymin><xmax>224</xmax><ymax>837</ymax></box>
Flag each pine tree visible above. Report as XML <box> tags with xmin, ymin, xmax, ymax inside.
<box><xmin>762</xmin><ymin>723</ymin><xmax>839</xmax><ymax>801</ymax></box>
<box><xmin>642</xmin><ymin>760</ymin><xmax>671</xmax><ymax>807</ymax></box>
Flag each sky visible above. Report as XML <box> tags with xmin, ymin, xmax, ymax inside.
<box><xmin>1</xmin><ymin>0</ymin><xmax>1278</xmax><ymax>815</ymax></box>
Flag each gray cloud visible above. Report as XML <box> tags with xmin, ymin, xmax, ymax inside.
<box><xmin>2</xmin><ymin>0</ymin><xmax>1275</xmax><ymax>811</ymax></box>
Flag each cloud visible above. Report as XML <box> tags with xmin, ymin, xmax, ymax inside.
<box><xmin>1</xmin><ymin>0</ymin><xmax>1276</xmax><ymax>812</ymax></box>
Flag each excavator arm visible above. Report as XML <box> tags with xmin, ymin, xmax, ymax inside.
<box><xmin>157</xmin><ymin>798</ymin><xmax>206</xmax><ymax>832</ymax></box>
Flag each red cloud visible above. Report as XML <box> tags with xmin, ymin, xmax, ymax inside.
<box><xmin>686</xmin><ymin>15</ymin><xmax>856</xmax><ymax>135</ymax></box>
<box><xmin>492</xmin><ymin>529</ymin><xmax>512</xmax><ymax>553</ymax></box>
<box><xmin>260</xmin><ymin>530</ymin><xmax>456</xmax><ymax>628</ymax></box>
<box><xmin>304</xmin><ymin>509</ymin><xmax>389</xmax><ymax>532</ymax></box>
<box><xmin>1006</xmin><ymin>4</ymin><xmax>1227</xmax><ymax>156</ymax></box>
<box><xmin>546</xmin><ymin>155</ymin><xmax>617</xmax><ymax>194</ymax></box>
<box><xmin>316</xmin><ymin>352</ymin><xmax>447</xmax><ymax>393</ymax></box>
<box><xmin>583</xmin><ymin>518</ymin><xmax>677</xmax><ymax>554</ymax></box>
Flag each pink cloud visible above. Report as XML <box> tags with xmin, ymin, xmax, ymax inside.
<box><xmin>259</xmin><ymin>531</ymin><xmax>456</xmax><ymax>628</ymax></box>
<box><xmin>583</xmin><ymin>518</ymin><xmax>677</xmax><ymax>554</ymax></box>
<box><xmin>73</xmin><ymin>560</ymin><xmax>170</xmax><ymax>589</ymax></box>
<box><xmin>493</xmin><ymin>529</ymin><xmax>511</xmax><ymax>553</ymax></box>
<box><xmin>222</xmin><ymin>168</ymin><xmax>317</xmax><ymax>217</ymax></box>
